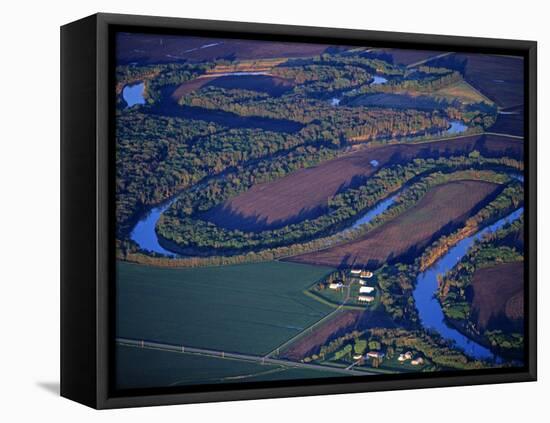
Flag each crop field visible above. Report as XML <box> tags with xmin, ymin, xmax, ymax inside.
<box><xmin>117</xmin><ymin>261</ymin><xmax>335</xmax><ymax>355</ymax></box>
<box><xmin>281</xmin><ymin>309</ymin><xmax>396</xmax><ymax>361</ymax></box>
<box><xmin>423</xmin><ymin>52</ymin><xmax>524</xmax><ymax>109</ymax></box>
<box><xmin>433</xmin><ymin>81</ymin><xmax>493</xmax><ymax>105</ymax></box>
<box><xmin>482</xmin><ymin>134</ymin><xmax>524</xmax><ymax>158</ymax></box>
<box><xmin>172</xmin><ymin>74</ymin><xmax>294</xmax><ymax>99</ymax></box>
<box><xmin>376</xmin><ymin>48</ymin><xmax>445</xmax><ymax>66</ymax></box>
<box><xmin>349</xmin><ymin>93</ymin><xmax>444</xmax><ymax>110</ymax></box>
<box><xmin>116</xmin><ymin>32</ymin><xmax>335</xmax><ymax>65</ymax></box>
<box><xmin>489</xmin><ymin>109</ymin><xmax>524</xmax><ymax>137</ymax></box>
<box><xmin>170</xmin><ymin>77</ymin><xmax>212</xmax><ymax>98</ymax></box>
<box><xmin>281</xmin><ymin>310</ymin><xmax>362</xmax><ymax>360</ymax></box>
<box><xmin>456</xmin><ymin>53</ymin><xmax>524</xmax><ymax>109</ymax></box>
<box><xmin>116</xmin><ymin>344</ymin><xmax>339</xmax><ymax>389</ymax></box>
<box><xmin>202</xmin><ymin>74</ymin><xmax>294</xmax><ymax>95</ymax></box>
<box><xmin>203</xmin><ymin>135</ymin><xmax>520</xmax><ymax>232</ymax></box>
<box><xmin>288</xmin><ymin>180</ymin><xmax>500</xmax><ymax>268</ymax></box>
<box><xmin>471</xmin><ymin>261</ymin><xmax>524</xmax><ymax>330</ymax></box>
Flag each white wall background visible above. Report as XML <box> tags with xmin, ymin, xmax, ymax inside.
<box><xmin>0</xmin><ymin>0</ymin><xmax>546</xmax><ymax>421</ymax></box>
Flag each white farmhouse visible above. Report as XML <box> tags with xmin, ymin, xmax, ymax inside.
<box><xmin>359</xmin><ymin>286</ymin><xmax>375</xmax><ymax>294</ymax></box>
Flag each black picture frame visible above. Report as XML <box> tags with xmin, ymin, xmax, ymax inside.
<box><xmin>61</xmin><ymin>12</ymin><xmax>537</xmax><ymax>409</ymax></box>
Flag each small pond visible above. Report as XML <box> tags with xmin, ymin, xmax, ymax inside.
<box><xmin>123</xmin><ymin>82</ymin><xmax>145</xmax><ymax>107</ymax></box>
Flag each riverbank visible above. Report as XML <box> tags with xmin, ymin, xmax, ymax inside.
<box><xmin>443</xmin><ymin>315</ymin><xmax>524</xmax><ymax>361</ymax></box>
<box><xmin>413</xmin><ymin>207</ymin><xmax>524</xmax><ymax>362</ymax></box>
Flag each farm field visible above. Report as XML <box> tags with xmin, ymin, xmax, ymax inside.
<box><xmin>459</xmin><ymin>54</ymin><xmax>524</xmax><ymax>109</ymax></box>
<box><xmin>203</xmin><ymin>135</ymin><xmax>521</xmax><ymax>232</ymax></box>
<box><xmin>116</xmin><ymin>32</ymin><xmax>335</xmax><ymax>65</ymax></box>
<box><xmin>116</xmin><ymin>344</ymin><xmax>339</xmax><ymax>389</ymax></box>
<box><xmin>172</xmin><ymin>74</ymin><xmax>294</xmax><ymax>100</ymax></box>
<box><xmin>349</xmin><ymin>93</ymin><xmax>445</xmax><ymax>111</ymax></box>
<box><xmin>433</xmin><ymin>80</ymin><xmax>492</xmax><ymax>105</ymax></box>
<box><xmin>427</xmin><ymin>53</ymin><xmax>524</xmax><ymax>109</ymax></box>
<box><xmin>489</xmin><ymin>109</ymin><xmax>524</xmax><ymax>137</ymax></box>
<box><xmin>471</xmin><ymin>261</ymin><xmax>524</xmax><ymax>330</ymax></box>
<box><xmin>281</xmin><ymin>309</ymin><xmax>395</xmax><ymax>361</ymax></box>
<box><xmin>375</xmin><ymin>48</ymin><xmax>446</xmax><ymax>66</ymax></box>
<box><xmin>288</xmin><ymin>180</ymin><xmax>500</xmax><ymax>268</ymax></box>
<box><xmin>117</xmin><ymin>261</ymin><xmax>334</xmax><ymax>355</ymax></box>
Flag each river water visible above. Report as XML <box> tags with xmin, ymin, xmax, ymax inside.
<box><xmin>130</xmin><ymin>190</ymin><xmax>399</xmax><ymax>257</ymax></box>
<box><xmin>413</xmin><ymin>207</ymin><xmax>524</xmax><ymax>361</ymax></box>
<box><xmin>445</xmin><ymin>120</ymin><xmax>468</xmax><ymax>135</ymax></box>
<box><xmin>129</xmin><ymin>198</ymin><xmax>178</xmax><ymax>257</ymax></box>
<box><xmin>129</xmin><ymin>163</ymin><xmax>524</xmax><ymax>362</ymax></box>
<box><xmin>123</xmin><ymin>82</ymin><xmax>146</xmax><ymax>107</ymax></box>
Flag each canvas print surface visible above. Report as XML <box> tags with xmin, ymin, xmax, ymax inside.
<box><xmin>114</xmin><ymin>32</ymin><xmax>525</xmax><ymax>390</ymax></box>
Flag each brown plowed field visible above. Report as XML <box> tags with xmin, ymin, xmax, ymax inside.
<box><xmin>379</xmin><ymin>48</ymin><xmax>445</xmax><ymax>66</ymax></box>
<box><xmin>471</xmin><ymin>261</ymin><xmax>524</xmax><ymax>330</ymax></box>
<box><xmin>281</xmin><ymin>311</ymin><xmax>361</xmax><ymax>361</ymax></box>
<box><xmin>204</xmin><ymin>135</ymin><xmax>522</xmax><ymax>231</ymax></box>
<box><xmin>172</xmin><ymin>74</ymin><xmax>294</xmax><ymax>100</ymax></box>
<box><xmin>489</xmin><ymin>108</ymin><xmax>524</xmax><ymax>137</ymax></box>
<box><xmin>116</xmin><ymin>33</ymin><xmax>335</xmax><ymax>65</ymax></box>
<box><xmin>424</xmin><ymin>53</ymin><xmax>524</xmax><ymax>109</ymax></box>
<box><xmin>458</xmin><ymin>53</ymin><xmax>524</xmax><ymax>109</ymax></box>
<box><xmin>287</xmin><ymin>180</ymin><xmax>500</xmax><ymax>269</ymax></box>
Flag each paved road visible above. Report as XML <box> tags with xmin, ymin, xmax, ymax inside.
<box><xmin>116</xmin><ymin>337</ymin><xmax>373</xmax><ymax>376</ymax></box>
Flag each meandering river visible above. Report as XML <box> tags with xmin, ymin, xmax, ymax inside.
<box><xmin>123</xmin><ymin>70</ymin><xmax>522</xmax><ymax>362</ymax></box>
<box><xmin>413</xmin><ymin>207</ymin><xmax>524</xmax><ymax>361</ymax></box>
<box><xmin>129</xmin><ymin>165</ymin><xmax>523</xmax><ymax>362</ymax></box>
<box><xmin>130</xmin><ymin>190</ymin><xmax>399</xmax><ymax>257</ymax></box>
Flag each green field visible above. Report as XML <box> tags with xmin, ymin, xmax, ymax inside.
<box><xmin>117</xmin><ymin>261</ymin><xmax>335</xmax><ymax>355</ymax></box>
<box><xmin>116</xmin><ymin>344</ymin><xmax>340</xmax><ymax>389</ymax></box>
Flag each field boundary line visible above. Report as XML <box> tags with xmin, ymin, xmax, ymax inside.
<box><xmin>406</xmin><ymin>51</ymin><xmax>454</xmax><ymax>69</ymax></box>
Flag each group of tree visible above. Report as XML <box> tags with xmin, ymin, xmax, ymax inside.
<box><xmin>156</xmin><ymin>156</ymin><xmax>521</xmax><ymax>255</ymax></box>
<box><xmin>437</xmin><ymin>216</ymin><xmax>524</xmax><ymax>352</ymax></box>
<box><xmin>419</xmin><ymin>181</ymin><xmax>524</xmax><ymax>271</ymax></box>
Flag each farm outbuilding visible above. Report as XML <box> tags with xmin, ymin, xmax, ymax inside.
<box><xmin>359</xmin><ymin>286</ymin><xmax>375</xmax><ymax>294</ymax></box>
<box><xmin>367</xmin><ymin>351</ymin><xmax>385</xmax><ymax>359</ymax></box>
<box><xmin>358</xmin><ymin>295</ymin><xmax>375</xmax><ymax>303</ymax></box>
